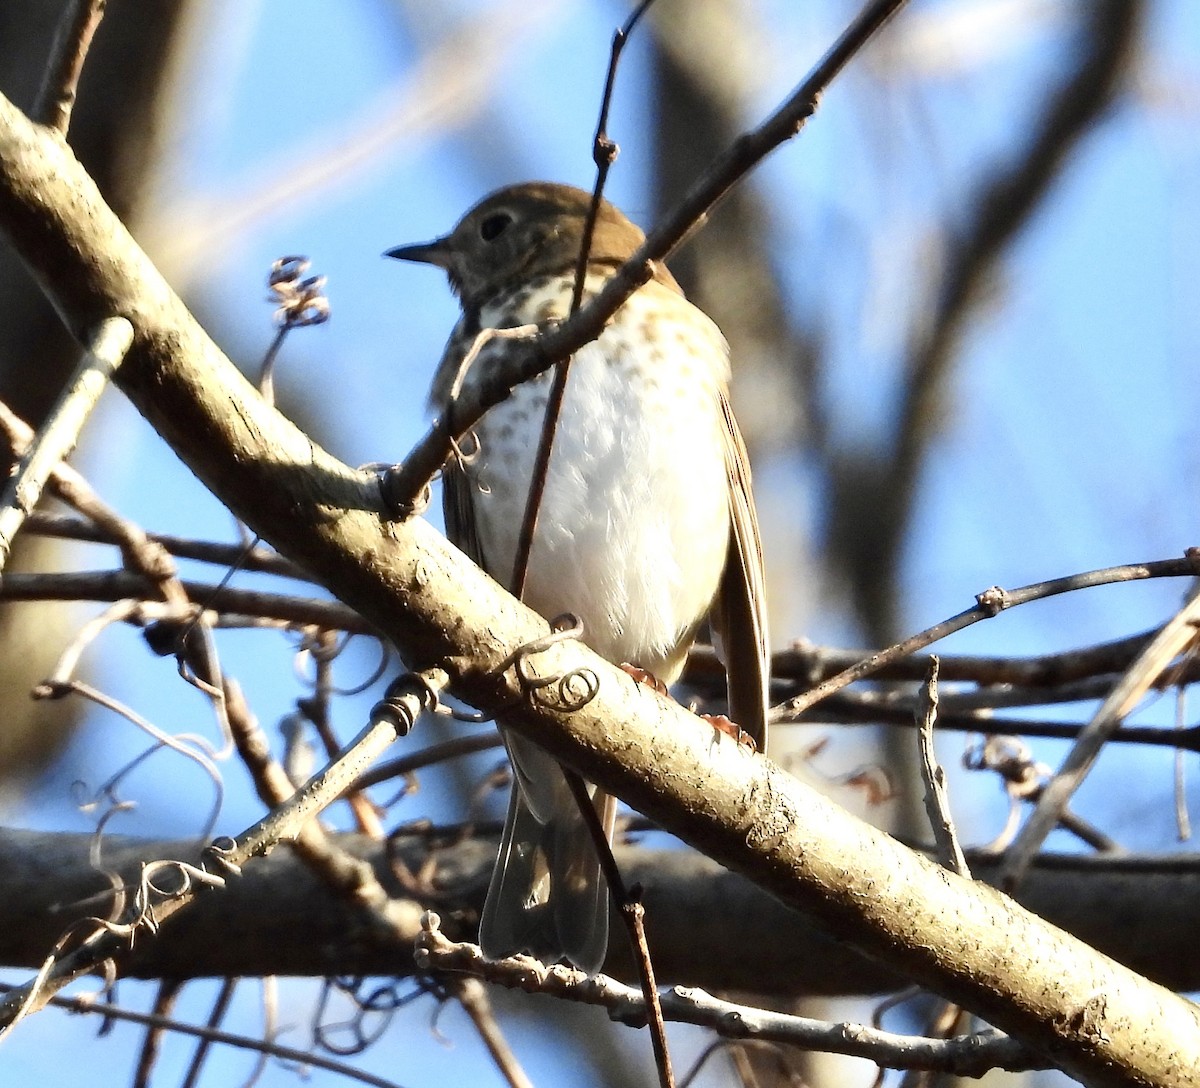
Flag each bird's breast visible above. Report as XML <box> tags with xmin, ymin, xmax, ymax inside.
<box><xmin>450</xmin><ymin>277</ymin><xmax>732</xmax><ymax>676</ymax></box>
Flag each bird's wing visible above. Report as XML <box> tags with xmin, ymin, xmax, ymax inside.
<box><xmin>441</xmin><ymin>455</ymin><xmax>485</xmax><ymax>571</ymax></box>
<box><xmin>709</xmin><ymin>389</ymin><xmax>770</xmax><ymax>750</ymax></box>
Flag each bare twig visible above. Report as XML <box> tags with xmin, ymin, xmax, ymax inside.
<box><xmin>34</xmin><ymin>0</ymin><xmax>108</xmax><ymax>135</ymax></box>
<box><xmin>776</xmin><ymin>691</ymin><xmax>1200</xmax><ymax>752</ymax></box>
<box><xmin>965</xmin><ymin>736</ymin><xmax>1121</xmax><ymax>856</ymax></box>
<box><xmin>451</xmin><ymin>978</ymin><xmax>533</xmax><ymax>1088</ymax></box>
<box><xmin>261</xmin><ymin>256</ymin><xmax>329</xmax><ymax>406</ymax></box>
<box><xmin>563</xmin><ymin>768</ymin><xmax>673</xmax><ymax>1088</ymax></box>
<box><xmin>180</xmin><ymin>978</ymin><xmax>236</xmax><ymax>1088</ymax></box>
<box><xmin>133</xmin><ymin>980</ymin><xmax>182</xmax><ymax>1088</ymax></box>
<box><xmin>509</xmin><ymin>0</ymin><xmax>655</xmax><ymax>599</ymax></box>
<box><xmin>0</xmin><ymin>399</ymin><xmax>189</xmax><ymax>606</ymax></box>
<box><xmin>712</xmin><ymin>627</ymin><xmax>1171</xmax><ymax>689</ymax></box>
<box><xmin>0</xmin><ymin>569</ymin><xmax>371</xmax><ymax>632</ymax></box>
<box><xmin>505</xmin><ymin>8</ymin><xmax>674</xmax><ymax>1082</ymax></box>
<box><xmin>998</xmin><ymin>590</ymin><xmax>1200</xmax><ymax>891</ymax></box>
<box><xmin>298</xmin><ymin>629</ymin><xmax>386</xmax><ymax>838</ymax></box>
<box><xmin>774</xmin><ymin>554</ymin><xmax>1200</xmax><ymax>719</ymax></box>
<box><xmin>23</xmin><ymin>511</ymin><xmax>305</xmax><ymax>577</ymax></box>
<box><xmin>415</xmin><ymin>915</ymin><xmax>1039</xmax><ymax>1076</ymax></box>
<box><xmin>352</xmin><ymin>734</ymin><xmax>503</xmax><ymax>791</ymax></box>
<box><xmin>0</xmin><ymin>317</ymin><xmax>131</xmax><ymax>570</ymax></box>
<box><xmin>915</xmin><ymin>658</ymin><xmax>968</xmax><ymax>878</ymax></box>
<box><xmin>174</xmin><ymin>635</ymin><xmax>398</xmax><ymax>918</ymax></box>
<box><xmin>0</xmin><ymin>669</ymin><xmax>446</xmax><ymax>1029</ymax></box>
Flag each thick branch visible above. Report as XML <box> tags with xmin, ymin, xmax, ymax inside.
<box><xmin>4</xmin><ymin>829</ymin><xmax>1200</xmax><ymax>998</ymax></box>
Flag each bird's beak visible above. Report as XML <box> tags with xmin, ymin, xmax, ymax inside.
<box><xmin>384</xmin><ymin>235</ymin><xmax>452</xmax><ymax>268</ymax></box>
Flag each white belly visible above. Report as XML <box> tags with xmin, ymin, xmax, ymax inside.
<box><xmin>463</xmin><ymin>286</ymin><xmax>731</xmax><ymax>676</ymax></box>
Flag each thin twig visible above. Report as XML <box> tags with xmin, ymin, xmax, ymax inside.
<box><xmin>997</xmin><ymin>590</ymin><xmax>1200</xmax><ymax>891</ymax></box>
<box><xmin>696</xmin><ymin>627</ymin><xmax>1171</xmax><ymax>689</ymax></box>
<box><xmin>915</xmin><ymin>658</ymin><xmax>968</xmax><ymax>878</ymax></box>
<box><xmin>22</xmin><ymin>511</ymin><xmax>305</xmax><ymax>577</ymax></box>
<box><xmin>0</xmin><ymin>669</ymin><xmax>447</xmax><ymax>1029</ymax></box>
<box><xmin>133</xmin><ymin>980</ymin><xmax>182</xmax><ymax>1088</ymax></box>
<box><xmin>353</xmin><ymin>734</ymin><xmax>503</xmax><ymax>791</ymax></box>
<box><xmin>0</xmin><ymin>569</ymin><xmax>372</xmax><ymax>632</ymax></box>
<box><xmin>34</xmin><ymin>0</ymin><xmax>108</xmax><ymax>135</ymax></box>
<box><xmin>509</xmin><ymin>0</ymin><xmax>655</xmax><ymax>599</ymax></box>
<box><xmin>174</xmin><ymin>636</ymin><xmax>398</xmax><ymax>916</ymax></box>
<box><xmin>774</xmin><ymin>554</ymin><xmax>1200</xmax><ymax>719</ymax></box>
<box><xmin>0</xmin><ymin>399</ymin><xmax>189</xmax><ymax>606</ymax></box>
<box><xmin>180</xmin><ymin>978</ymin><xmax>237</xmax><ymax>1088</ymax></box>
<box><xmin>502</xmin><ymin>6</ymin><xmax>674</xmax><ymax>1081</ymax></box>
<box><xmin>263</xmin><ymin>255</ymin><xmax>330</xmax><ymax>406</ymax></box>
<box><xmin>0</xmin><ymin>317</ymin><xmax>132</xmax><ymax>571</ymax></box>
<box><xmin>299</xmin><ymin>629</ymin><xmax>386</xmax><ymax>838</ymax></box>
<box><xmin>776</xmin><ymin>691</ymin><xmax>1200</xmax><ymax>751</ymax></box>
<box><xmin>563</xmin><ymin>769</ymin><xmax>673</xmax><ymax>1088</ymax></box>
<box><xmin>414</xmin><ymin>915</ymin><xmax>1040</xmax><ymax>1076</ymax></box>
<box><xmin>451</xmin><ymin>978</ymin><xmax>533</xmax><ymax>1088</ymax></box>
<box><xmin>0</xmin><ymin>983</ymin><xmax>408</xmax><ymax>1088</ymax></box>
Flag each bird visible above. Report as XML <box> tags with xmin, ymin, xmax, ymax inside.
<box><xmin>386</xmin><ymin>182</ymin><xmax>769</xmax><ymax>974</ymax></box>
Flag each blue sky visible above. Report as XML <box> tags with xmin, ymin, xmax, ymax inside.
<box><xmin>6</xmin><ymin>2</ymin><xmax>1200</xmax><ymax>1085</ymax></box>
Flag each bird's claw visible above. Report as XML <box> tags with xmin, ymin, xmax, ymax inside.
<box><xmin>701</xmin><ymin>713</ymin><xmax>757</xmax><ymax>752</ymax></box>
<box><xmin>619</xmin><ymin>663</ymin><xmax>669</xmax><ymax>696</ymax></box>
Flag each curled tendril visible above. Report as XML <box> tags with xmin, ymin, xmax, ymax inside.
<box><xmin>292</xmin><ymin>629</ymin><xmax>390</xmax><ymax>697</ymax></box>
<box><xmin>448</xmin><ymin>428</ymin><xmax>481</xmax><ymax>467</ymax></box>
<box><xmin>505</xmin><ymin>613</ymin><xmax>600</xmax><ymax>713</ymax></box>
<box><xmin>964</xmin><ymin>733</ymin><xmax>1050</xmax><ymax>801</ymax></box>
<box><xmin>312</xmin><ymin>976</ymin><xmax>430</xmax><ymax>1057</ymax></box>
<box><xmin>203</xmin><ymin>836</ymin><xmax>242</xmax><ymax>878</ymax></box>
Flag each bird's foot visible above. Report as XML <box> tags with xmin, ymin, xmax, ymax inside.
<box><xmin>620</xmin><ymin>665</ymin><xmax>757</xmax><ymax>751</ymax></box>
<box><xmin>619</xmin><ymin>663</ymin><xmax>669</xmax><ymax>696</ymax></box>
<box><xmin>701</xmin><ymin>714</ymin><xmax>758</xmax><ymax>752</ymax></box>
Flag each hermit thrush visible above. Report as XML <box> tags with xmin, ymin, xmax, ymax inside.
<box><xmin>387</xmin><ymin>182</ymin><xmax>769</xmax><ymax>973</ymax></box>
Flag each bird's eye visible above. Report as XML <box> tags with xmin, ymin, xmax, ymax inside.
<box><xmin>479</xmin><ymin>212</ymin><xmax>513</xmax><ymax>241</ymax></box>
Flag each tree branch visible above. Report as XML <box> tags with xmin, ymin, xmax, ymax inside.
<box><xmin>3</xmin><ymin>829</ymin><xmax>1200</xmax><ymax>999</ymax></box>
